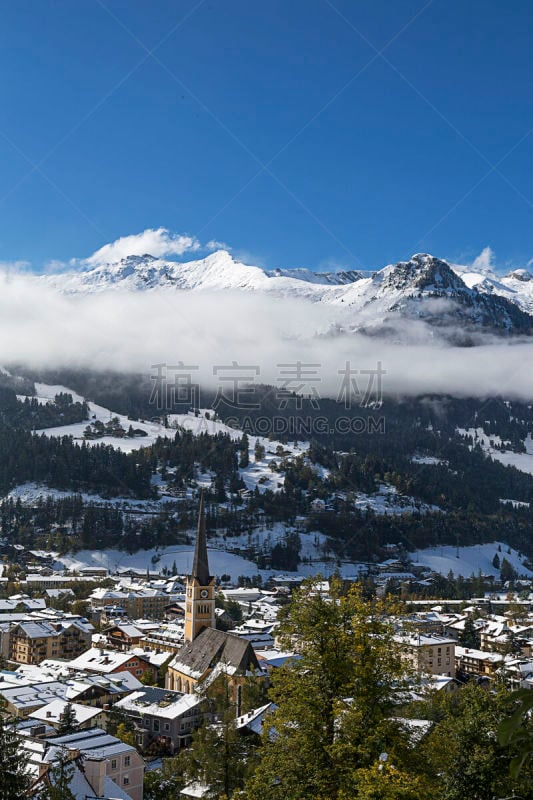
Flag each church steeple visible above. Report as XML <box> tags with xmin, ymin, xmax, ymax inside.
<box><xmin>184</xmin><ymin>490</ymin><xmax>216</xmax><ymax>643</ymax></box>
<box><xmin>192</xmin><ymin>489</ymin><xmax>210</xmax><ymax>585</ymax></box>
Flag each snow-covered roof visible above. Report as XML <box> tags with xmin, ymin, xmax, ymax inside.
<box><xmin>29</xmin><ymin>699</ymin><xmax>102</xmax><ymax>726</ymax></box>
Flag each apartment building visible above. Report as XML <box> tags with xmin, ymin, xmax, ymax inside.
<box><xmin>9</xmin><ymin>619</ymin><xmax>93</xmax><ymax>664</ymax></box>
<box><xmin>399</xmin><ymin>634</ymin><xmax>456</xmax><ymax>678</ymax></box>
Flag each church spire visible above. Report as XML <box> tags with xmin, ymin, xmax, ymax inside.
<box><xmin>192</xmin><ymin>489</ymin><xmax>210</xmax><ymax>585</ymax></box>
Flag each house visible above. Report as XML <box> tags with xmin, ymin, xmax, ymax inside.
<box><xmin>90</xmin><ymin>585</ymin><xmax>177</xmax><ymax>620</ymax></box>
<box><xmin>105</xmin><ymin>623</ymin><xmax>146</xmax><ymax>651</ymax></box>
<box><xmin>23</xmin><ymin>727</ymin><xmax>144</xmax><ymax>800</ymax></box>
<box><xmin>27</xmin><ymin>752</ymin><xmax>134</xmax><ymax>800</ymax></box>
<box><xmin>67</xmin><ymin>646</ymin><xmax>158</xmax><ymax>682</ymax></box>
<box><xmin>166</xmin><ymin>626</ymin><xmax>262</xmax><ymax>697</ymax></box>
<box><xmin>114</xmin><ymin>686</ymin><xmax>203</xmax><ymax>752</ymax></box>
<box><xmin>28</xmin><ymin>698</ymin><xmax>106</xmax><ymax>730</ymax></box>
<box><xmin>455</xmin><ymin>645</ymin><xmax>504</xmax><ymax>678</ymax></box>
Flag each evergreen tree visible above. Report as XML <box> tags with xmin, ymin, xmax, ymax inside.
<box><xmin>40</xmin><ymin>751</ymin><xmax>76</xmax><ymax>800</ymax></box>
<box><xmin>501</xmin><ymin>557</ymin><xmax>517</xmax><ymax>583</ymax></box>
<box><xmin>458</xmin><ymin>617</ymin><xmax>481</xmax><ymax>649</ymax></box>
<box><xmin>239</xmin><ymin>434</ymin><xmax>250</xmax><ymax>468</ymax></box>
<box><xmin>57</xmin><ymin>702</ymin><xmax>77</xmax><ymax>735</ymax></box>
<box><xmin>492</xmin><ymin>552</ymin><xmax>500</xmax><ymax>569</ymax></box>
<box><xmin>0</xmin><ymin>706</ymin><xmax>30</xmax><ymax>799</ymax></box>
<box><xmin>254</xmin><ymin>441</ymin><xmax>265</xmax><ymax>462</ymax></box>
<box><xmin>143</xmin><ymin>758</ymin><xmax>184</xmax><ymax>800</ymax></box>
<box><xmin>179</xmin><ymin>673</ymin><xmax>259</xmax><ymax>799</ymax></box>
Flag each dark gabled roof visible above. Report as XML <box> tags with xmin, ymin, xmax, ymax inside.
<box><xmin>191</xmin><ymin>490</ymin><xmax>211</xmax><ymax>586</ymax></box>
<box><xmin>171</xmin><ymin>627</ymin><xmax>260</xmax><ymax>678</ymax></box>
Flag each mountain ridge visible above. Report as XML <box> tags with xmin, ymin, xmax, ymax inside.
<box><xmin>40</xmin><ymin>250</ymin><xmax>533</xmax><ymax>338</ymax></box>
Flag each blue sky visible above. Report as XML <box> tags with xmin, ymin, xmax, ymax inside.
<box><xmin>1</xmin><ymin>0</ymin><xmax>533</xmax><ymax>273</ymax></box>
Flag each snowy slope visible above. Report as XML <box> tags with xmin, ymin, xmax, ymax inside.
<box><xmin>457</xmin><ymin>427</ymin><xmax>533</xmax><ymax>476</ymax></box>
<box><xmin>453</xmin><ymin>262</ymin><xmax>533</xmax><ymax>315</ymax></box>
<box><xmin>413</xmin><ymin>542</ymin><xmax>533</xmax><ymax>578</ymax></box>
<box><xmin>55</xmin><ymin>545</ymin><xmax>364</xmax><ymax>582</ymax></box>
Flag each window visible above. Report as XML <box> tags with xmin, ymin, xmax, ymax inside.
<box><xmin>111</xmin><ymin>759</ymin><xmax>117</xmax><ymax>770</ymax></box>
<box><xmin>124</xmin><ymin>756</ymin><xmax>130</xmax><ymax>767</ymax></box>
<box><xmin>123</xmin><ymin>776</ymin><xmax>129</xmax><ymax>786</ymax></box>
<box><xmin>154</xmin><ymin>719</ymin><xmax>160</xmax><ymax>732</ymax></box>
<box><xmin>164</xmin><ymin>723</ymin><xmax>170</xmax><ymax>731</ymax></box>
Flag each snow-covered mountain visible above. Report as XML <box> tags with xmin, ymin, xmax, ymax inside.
<box><xmin>42</xmin><ymin>250</ymin><xmax>533</xmax><ymax>337</ymax></box>
<box><xmin>454</xmin><ymin>262</ymin><xmax>533</xmax><ymax>315</ymax></box>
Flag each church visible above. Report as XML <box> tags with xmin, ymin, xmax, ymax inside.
<box><xmin>166</xmin><ymin>491</ymin><xmax>262</xmax><ymax>696</ymax></box>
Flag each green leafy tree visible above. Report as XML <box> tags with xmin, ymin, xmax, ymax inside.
<box><xmin>498</xmin><ymin>687</ymin><xmax>533</xmax><ymax>777</ymax></box>
<box><xmin>244</xmin><ymin>579</ymin><xmax>415</xmax><ymax>800</ymax></box>
<box><xmin>116</xmin><ymin>721</ymin><xmax>136</xmax><ymax>747</ymax></box>
<box><xmin>422</xmin><ymin>683</ymin><xmax>533</xmax><ymax>800</ymax></box>
<box><xmin>343</xmin><ymin>762</ymin><xmax>433</xmax><ymax>800</ymax></box>
<box><xmin>140</xmin><ymin>668</ymin><xmax>157</xmax><ymax>686</ymax></box>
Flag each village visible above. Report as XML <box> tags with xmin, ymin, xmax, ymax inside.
<box><xmin>0</xmin><ymin>493</ymin><xmax>530</xmax><ymax>797</ymax></box>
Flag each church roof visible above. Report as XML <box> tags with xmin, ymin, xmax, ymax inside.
<box><xmin>169</xmin><ymin>627</ymin><xmax>260</xmax><ymax>680</ymax></box>
<box><xmin>191</xmin><ymin>491</ymin><xmax>211</xmax><ymax>585</ymax></box>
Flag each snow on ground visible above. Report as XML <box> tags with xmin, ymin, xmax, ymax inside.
<box><xmin>413</xmin><ymin>542</ymin><xmax>533</xmax><ymax>578</ymax></box>
<box><xmin>212</xmin><ymin>523</ymin><xmax>331</xmax><ymax>563</ymax></box>
<box><xmin>457</xmin><ymin>427</ymin><xmax>533</xmax><ymax>476</ymax></box>
<box><xmin>499</xmin><ymin>498</ymin><xmax>531</xmax><ymax>509</ymax></box>
<box><xmin>411</xmin><ymin>455</ymin><xmax>447</xmax><ymax>466</ymax></box>
<box><xmin>17</xmin><ymin>382</ymin><xmax>170</xmax><ymax>452</ymax></box>
<box><xmin>55</xmin><ymin>545</ymin><xmax>363</xmax><ymax>582</ymax></box>
<box><xmin>353</xmin><ymin>484</ymin><xmax>441</xmax><ymax>515</ymax></box>
<box><xmin>4</xmin><ymin>482</ymin><xmax>178</xmax><ymax>512</ymax></box>
<box><xmin>24</xmin><ymin>384</ymin><xmax>309</xmax><ymax>483</ymax></box>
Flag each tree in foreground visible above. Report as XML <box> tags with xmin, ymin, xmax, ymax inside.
<box><xmin>179</xmin><ymin>672</ymin><xmax>260</xmax><ymax>799</ymax></box>
<box><xmin>39</xmin><ymin>751</ymin><xmax>76</xmax><ymax>800</ymax></box>
<box><xmin>421</xmin><ymin>682</ymin><xmax>533</xmax><ymax>800</ymax></box>
<box><xmin>143</xmin><ymin>756</ymin><xmax>185</xmax><ymax>800</ymax></box>
<box><xmin>243</xmin><ymin>579</ymin><xmax>418</xmax><ymax>800</ymax></box>
<box><xmin>0</xmin><ymin>704</ymin><xmax>30</xmax><ymax>799</ymax></box>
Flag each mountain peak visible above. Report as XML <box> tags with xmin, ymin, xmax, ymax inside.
<box><xmin>506</xmin><ymin>268</ymin><xmax>532</xmax><ymax>282</ymax></box>
<box><xmin>381</xmin><ymin>253</ymin><xmax>465</xmax><ymax>293</ymax></box>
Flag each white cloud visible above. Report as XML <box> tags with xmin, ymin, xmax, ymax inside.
<box><xmin>1</xmin><ymin>269</ymin><xmax>533</xmax><ymax>401</ymax></box>
<box><xmin>0</xmin><ymin>260</ymin><xmax>31</xmax><ymax>274</ymax></box>
<box><xmin>471</xmin><ymin>246</ymin><xmax>495</xmax><ymax>272</ymax></box>
<box><xmin>205</xmin><ymin>239</ymin><xmax>230</xmax><ymax>252</ymax></box>
<box><xmin>83</xmin><ymin>228</ymin><xmax>202</xmax><ymax>266</ymax></box>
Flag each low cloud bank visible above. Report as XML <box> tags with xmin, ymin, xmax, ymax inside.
<box><xmin>1</xmin><ymin>270</ymin><xmax>533</xmax><ymax>400</ymax></box>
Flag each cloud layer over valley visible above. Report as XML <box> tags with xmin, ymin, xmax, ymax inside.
<box><xmin>2</xmin><ymin>266</ymin><xmax>533</xmax><ymax>401</ymax></box>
